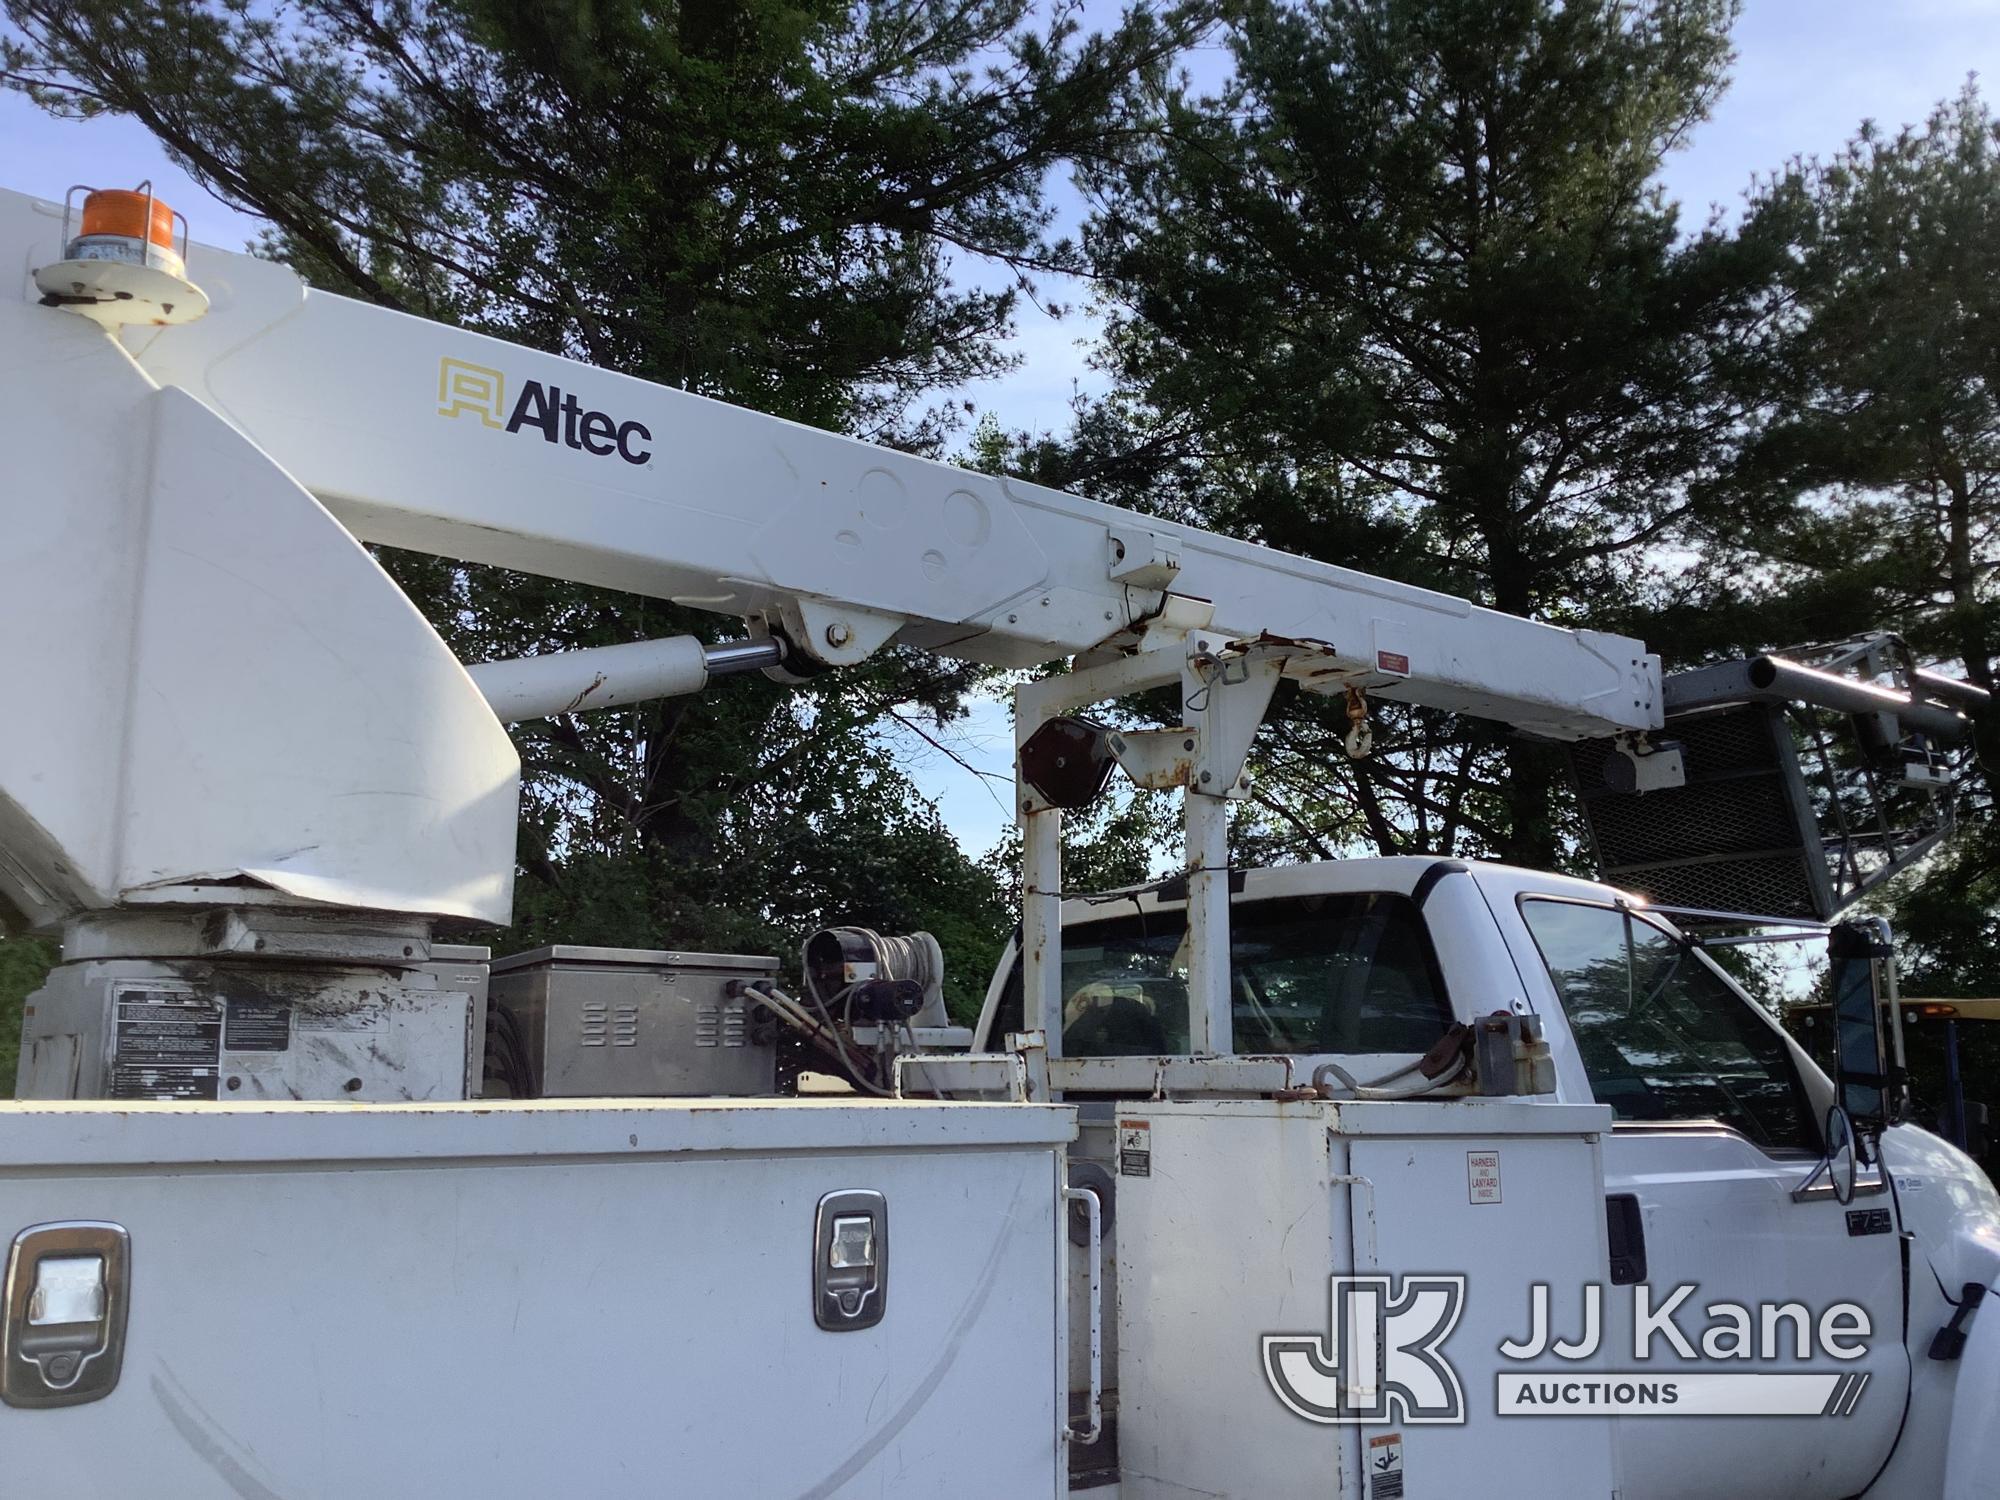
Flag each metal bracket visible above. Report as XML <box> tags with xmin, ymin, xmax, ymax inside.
<box><xmin>1105</xmin><ymin>727</ymin><xmax>1199</xmax><ymax>790</ymax></box>
<box><xmin>1137</xmin><ymin>595</ymin><xmax>1216</xmax><ymax>653</ymax></box>
<box><xmin>767</xmin><ymin>596</ymin><xmax>904</xmax><ymax>668</ymax></box>
<box><xmin>1606</xmin><ymin>731</ymin><xmax>1687</xmax><ymax>793</ymax></box>
<box><xmin>1106</xmin><ymin>525</ymin><xmax>1182</xmax><ymax>592</ymax></box>
<box><xmin>1183</xmin><ymin>634</ymin><xmax>1283</xmax><ymax>798</ymax></box>
<box><xmin>1056</xmin><ymin>634</ymin><xmax>1283</xmax><ymax>798</ymax></box>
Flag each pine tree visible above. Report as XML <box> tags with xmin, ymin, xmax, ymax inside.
<box><xmin>1070</xmin><ymin>0</ymin><xmax>1782</xmax><ymax>866</ymax></box>
<box><xmin>1711</xmin><ymin>84</ymin><xmax>2000</xmax><ymax>991</ymax></box>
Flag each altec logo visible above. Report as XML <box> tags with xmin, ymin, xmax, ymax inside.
<box><xmin>437</xmin><ymin>357</ymin><xmax>652</xmax><ymax>465</ymax></box>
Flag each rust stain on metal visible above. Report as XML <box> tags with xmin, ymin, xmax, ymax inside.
<box><xmin>1228</xmin><ymin>629</ymin><xmax>1335</xmax><ymax>654</ymax></box>
<box><xmin>1106</xmin><ymin>727</ymin><xmax>1198</xmax><ymax>789</ymax></box>
<box><xmin>559</xmin><ymin>671</ymin><xmax>611</xmax><ymax>715</ymax></box>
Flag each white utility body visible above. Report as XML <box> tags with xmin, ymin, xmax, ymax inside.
<box><xmin>1</xmin><ymin>184</ymin><xmax>1995</xmax><ymax>1500</ymax></box>
<box><xmin>0</xmin><ymin>1100</ymin><xmax>1072</xmax><ymax>1499</ymax></box>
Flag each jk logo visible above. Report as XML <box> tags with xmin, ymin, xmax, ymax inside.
<box><xmin>1263</xmin><ymin>1275</ymin><xmax>1467</xmax><ymax>1425</ymax></box>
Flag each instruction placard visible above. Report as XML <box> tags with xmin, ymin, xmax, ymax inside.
<box><xmin>1466</xmin><ymin>1150</ymin><xmax>1502</xmax><ymax>1204</ymax></box>
<box><xmin>223</xmin><ymin>998</ymin><xmax>293</xmax><ymax>1052</ymax></box>
<box><xmin>109</xmin><ymin>985</ymin><xmax>222</xmax><ymax>1100</ymax></box>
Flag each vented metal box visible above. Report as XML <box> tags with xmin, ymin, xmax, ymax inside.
<box><xmin>1569</xmin><ymin>703</ymin><xmax>1834</xmax><ymax>917</ymax></box>
<box><xmin>489</xmin><ymin>945</ymin><xmax>779</xmax><ymax>1098</ymax></box>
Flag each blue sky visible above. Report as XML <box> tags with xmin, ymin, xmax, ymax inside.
<box><xmin>5</xmin><ymin>1</ymin><xmax>1998</xmax><ymax>858</ymax></box>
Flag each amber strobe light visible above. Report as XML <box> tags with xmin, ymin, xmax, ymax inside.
<box><xmin>65</xmin><ymin>182</ymin><xmax>187</xmax><ymax>279</ymax></box>
<box><xmin>79</xmin><ymin>189</ymin><xmax>175</xmax><ymax>248</ymax></box>
<box><xmin>33</xmin><ymin>179</ymin><xmax>209</xmax><ymax>327</ymax></box>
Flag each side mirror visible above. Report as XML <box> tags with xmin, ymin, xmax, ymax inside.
<box><xmin>1823</xmin><ymin>1107</ymin><xmax>1859</xmax><ymax>1206</ymax></box>
<box><xmin>1826</xmin><ymin>922</ymin><xmax>1892</xmax><ymax>1138</ymax></box>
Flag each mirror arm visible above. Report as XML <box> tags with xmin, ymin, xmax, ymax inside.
<box><xmin>1868</xmin><ymin>916</ymin><xmax>1913</xmax><ymax>1124</ymax></box>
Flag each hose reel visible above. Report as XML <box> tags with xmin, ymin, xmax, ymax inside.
<box><xmin>803</xmin><ymin>927</ymin><xmax>948</xmax><ymax>1026</ymax></box>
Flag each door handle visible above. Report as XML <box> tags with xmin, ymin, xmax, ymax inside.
<box><xmin>1606</xmin><ymin>1194</ymin><xmax>1647</xmax><ymax>1286</ymax></box>
<box><xmin>3</xmin><ymin>1222</ymin><xmax>131</xmax><ymax>1408</ymax></box>
<box><xmin>812</xmin><ymin>1190</ymin><xmax>887</xmax><ymax>1332</ymax></box>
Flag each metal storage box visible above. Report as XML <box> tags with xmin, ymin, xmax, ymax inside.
<box><xmin>1114</xmin><ymin>1097</ymin><xmax>1620</xmax><ymax>1500</ymax></box>
<box><xmin>0</xmin><ymin>1098</ymin><xmax>1074</xmax><ymax>1498</ymax></box>
<box><xmin>489</xmin><ymin>944</ymin><xmax>780</xmax><ymax>1097</ymax></box>
<box><xmin>17</xmin><ymin>942</ymin><xmax>492</xmax><ymax>1104</ymax></box>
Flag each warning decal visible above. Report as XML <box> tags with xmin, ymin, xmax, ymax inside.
<box><xmin>1118</xmin><ymin>1118</ymin><xmax>1152</xmax><ymax>1177</ymax></box>
<box><xmin>1367</xmin><ymin>1431</ymin><xmax>1404</xmax><ymax>1499</ymax></box>
<box><xmin>109</xmin><ymin>985</ymin><xmax>222</xmax><ymax>1100</ymax></box>
<box><xmin>1467</xmin><ymin>1150</ymin><xmax>1502</xmax><ymax>1204</ymax></box>
<box><xmin>223</xmin><ymin>999</ymin><xmax>293</xmax><ymax>1052</ymax></box>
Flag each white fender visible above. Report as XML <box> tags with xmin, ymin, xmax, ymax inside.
<box><xmin>1944</xmin><ymin>1283</ymin><xmax>2000</xmax><ymax>1499</ymax></box>
<box><xmin>1872</xmin><ymin>1126</ymin><xmax>2000</xmax><ymax>1498</ymax></box>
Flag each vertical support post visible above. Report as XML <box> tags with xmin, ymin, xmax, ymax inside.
<box><xmin>1176</xmin><ymin>636</ymin><xmax>1275</xmax><ymax>1058</ymax></box>
<box><xmin>1184</xmin><ymin>791</ymin><xmax>1231</xmax><ymax>1056</ymax></box>
<box><xmin>1021</xmin><ymin>795</ymin><xmax>1065</xmax><ymax>1062</ymax></box>
<box><xmin>1017</xmin><ymin>652</ymin><xmax>1190</xmax><ymax>1078</ymax></box>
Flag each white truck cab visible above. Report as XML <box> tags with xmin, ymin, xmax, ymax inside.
<box><xmin>975</xmin><ymin>856</ymin><xmax>2000</xmax><ymax>1500</ymax></box>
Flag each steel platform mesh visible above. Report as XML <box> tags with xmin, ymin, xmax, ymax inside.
<box><xmin>1569</xmin><ymin>705</ymin><xmax>1834</xmax><ymax>918</ymax></box>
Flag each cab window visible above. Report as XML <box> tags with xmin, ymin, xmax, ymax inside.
<box><xmin>995</xmin><ymin>891</ymin><xmax>1453</xmax><ymax>1057</ymax></box>
<box><xmin>1519</xmin><ymin>898</ymin><xmax>1814</xmax><ymax>1153</ymax></box>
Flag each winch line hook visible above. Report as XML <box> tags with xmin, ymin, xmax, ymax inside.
<box><xmin>1344</xmin><ymin>684</ymin><xmax>1373</xmax><ymax>760</ymax></box>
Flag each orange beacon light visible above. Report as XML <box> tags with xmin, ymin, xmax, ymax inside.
<box><xmin>32</xmin><ymin>180</ymin><xmax>209</xmax><ymax>327</ymax></box>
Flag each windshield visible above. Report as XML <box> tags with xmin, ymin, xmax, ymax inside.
<box><xmin>1521</xmin><ymin>898</ymin><xmax>1814</xmax><ymax>1152</ymax></box>
<box><xmin>994</xmin><ymin>890</ymin><xmax>1453</xmax><ymax>1057</ymax></box>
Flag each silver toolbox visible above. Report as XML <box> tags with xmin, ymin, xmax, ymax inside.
<box><xmin>489</xmin><ymin>945</ymin><xmax>780</xmax><ymax>1097</ymax></box>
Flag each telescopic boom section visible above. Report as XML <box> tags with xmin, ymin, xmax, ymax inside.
<box><xmin>89</xmin><ymin>198</ymin><xmax>1660</xmax><ymax>740</ymax></box>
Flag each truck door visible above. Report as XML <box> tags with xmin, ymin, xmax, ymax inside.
<box><xmin>1499</xmin><ymin>891</ymin><xmax>1908</xmax><ymax>1500</ymax></box>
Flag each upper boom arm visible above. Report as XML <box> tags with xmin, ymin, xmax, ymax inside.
<box><xmin>8</xmin><ymin>188</ymin><xmax>1661</xmax><ymax>740</ymax></box>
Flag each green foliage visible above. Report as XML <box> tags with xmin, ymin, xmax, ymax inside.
<box><xmin>1873</xmin><ymin>824</ymin><xmax>2000</xmax><ymax>999</ymax></box>
<box><xmin>1680</xmin><ymin>84</ymin><xmax>2000</xmax><ymax>987</ymax></box>
<box><xmin>1052</xmin><ymin>0</ymin><xmax>1783</xmax><ymax>867</ymax></box>
<box><xmin>981</xmin><ymin>783</ymin><xmax>1177</xmax><ymax>909</ymax></box>
<box><xmin>1723</xmin><ymin>84</ymin><xmax>2000</xmax><ymax>782</ymax></box>
<box><xmin>0</xmin><ymin>936</ymin><xmax>58</xmax><ymax>1099</ymax></box>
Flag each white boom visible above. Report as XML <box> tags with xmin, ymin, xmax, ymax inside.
<box><xmin>0</xmin><ymin>186</ymin><xmax>1660</xmax><ymax>936</ymax></box>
